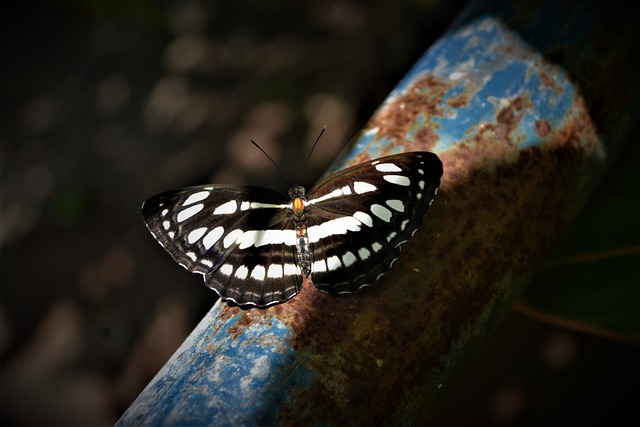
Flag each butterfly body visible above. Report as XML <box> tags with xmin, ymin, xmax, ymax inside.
<box><xmin>142</xmin><ymin>151</ymin><xmax>443</xmax><ymax>307</ymax></box>
<box><xmin>289</xmin><ymin>186</ymin><xmax>313</xmax><ymax>278</ymax></box>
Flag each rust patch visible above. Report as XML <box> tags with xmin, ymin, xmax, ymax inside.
<box><xmin>414</xmin><ymin>125</ymin><xmax>440</xmax><ymax>147</ymax></box>
<box><xmin>536</xmin><ymin>119</ymin><xmax>552</xmax><ymax>137</ymax></box>
<box><xmin>447</xmin><ymin>93</ymin><xmax>470</xmax><ymax>108</ymax></box>
<box><xmin>538</xmin><ymin>68</ymin><xmax>564</xmax><ymax>96</ymax></box>
<box><xmin>365</xmin><ymin>74</ymin><xmax>451</xmax><ymax>153</ymax></box>
<box><xmin>495</xmin><ymin>94</ymin><xmax>534</xmax><ymax>144</ymax></box>
<box><xmin>444</xmin><ymin>93</ymin><xmax>535</xmax><ymax>183</ymax></box>
<box><xmin>217</xmin><ymin>303</ymin><xmax>240</xmax><ymax>323</ymax></box>
<box><xmin>211</xmin><ymin>277</ymin><xmax>323</xmax><ymax>345</ymax></box>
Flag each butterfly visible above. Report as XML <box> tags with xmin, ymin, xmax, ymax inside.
<box><xmin>142</xmin><ymin>151</ymin><xmax>442</xmax><ymax>308</ymax></box>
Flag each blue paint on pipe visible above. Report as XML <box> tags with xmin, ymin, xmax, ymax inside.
<box><xmin>335</xmin><ymin>15</ymin><xmax>578</xmax><ymax>164</ymax></box>
<box><xmin>118</xmin><ymin>302</ymin><xmax>316</xmax><ymax>425</ymax></box>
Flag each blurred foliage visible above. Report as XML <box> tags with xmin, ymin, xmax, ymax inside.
<box><xmin>521</xmin><ymin>138</ymin><xmax>640</xmax><ymax>343</ymax></box>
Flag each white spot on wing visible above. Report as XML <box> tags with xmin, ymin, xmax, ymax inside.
<box><xmin>342</xmin><ymin>251</ymin><xmax>357</xmax><ymax>267</ymax></box>
<box><xmin>177</xmin><ymin>204</ymin><xmax>204</xmax><ymax>222</ymax></box>
<box><xmin>235</xmin><ymin>265</ymin><xmax>249</xmax><ymax>279</ymax></box>
<box><xmin>283</xmin><ymin>263</ymin><xmax>299</xmax><ymax>276</ymax></box>
<box><xmin>163</xmin><ymin>220</ymin><xmax>170</xmax><ymax>230</ymax></box>
<box><xmin>214</xmin><ymin>200</ymin><xmax>237</xmax><ymax>215</ymax></box>
<box><xmin>326</xmin><ymin>255</ymin><xmax>342</xmax><ymax>271</ymax></box>
<box><xmin>341</xmin><ymin>186</ymin><xmax>352</xmax><ymax>195</ymax></box>
<box><xmin>375</xmin><ymin>163</ymin><xmax>402</xmax><ymax>173</ymax></box>
<box><xmin>312</xmin><ymin>259</ymin><xmax>327</xmax><ymax>272</ymax></box>
<box><xmin>383</xmin><ymin>175</ymin><xmax>410</xmax><ymax>186</ymax></box>
<box><xmin>240</xmin><ymin>201</ymin><xmax>250</xmax><ymax>211</ymax></box>
<box><xmin>353</xmin><ymin>181</ymin><xmax>377</xmax><ymax>194</ymax></box>
<box><xmin>183</xmin><ymin>191</ymin><xmax>210</xmax><ymax>206</ymax></box>
<box><xmin>161</xmin><ymin>209</ymin><xmax>169</xmax><ymax>217</ymax></box>
<box><xmin>186</xmin><ymin>252</ymin><xmax>197</xmax><ymax>261</ymax></box>
<box><xmin>236</xmin><ymin>231</ymin><xmax>259</xmax><ymax>249</ymax></box>
<box><xmin>220</xmin><ymin>264</ymin><xmax>233</xmax><ymax>276</ymax></box>
<box><xmin>267</xmin><ymin>264</ymin><xmax>283</xmax><ymax>279</ymax></box>
<box><xmin>371</xmin><ymin>204</ymin><xmax>392</xmax><ymax>222</ymax></box>
<box><xmin>386</xmin><ymin>199</ymin><xmax>405</xmax><ymax>212</ymax></box>
<box><xmin>418</xmin><ymin>169</ymin><xmax>424</xmax><ymax>175</ymax></box>
<box><xmin>307</xmin><ymin>188</ymin><xmax>344</xmax><ymax>205</ymax></box>
<box><xmin>203</xmin><ymin>226</ymin><xmax>224</xmax><ymax>249</ymax></box>
<box><xmin>251</xmin><ymin>265</ymin><xmax>266</xmax><ymax>280</ymax></box>
<box><xmin>400</xmin><ymin>219</ymin><xmax>410</xmax><ymax>231</ymax></box>
<box><xmin>223</xmin><ymin>229</ymin><xmax>244</xmax><ymax>248</ymax></box>
<box><xmin>353</xmin><ymin>211</ymin><xmax>373</xmax><ymax>227</ymax></box>
<box><xmin>187</xmin><ymin>227</ymin><xmax>208</xmax><ymax>244</ymax></box>
<box><xmin>307</xmin><ymin>217</ymin><xmax>361</xmax><ymax>243</ymax></box>
<box><xmin>386</xmin><ymin>232</ymin><xmax>397</xmax><ymax>242</ymax></box>
<box><xmin>419</xmin><ymin>180</ymin><xmax>425</xmax><ymax>190</ymax></box>
<box><xmin>358</xmin><ymin>247</ymin><xmax>371</xmax><ymax>260</ymax></box>
<box><xmin>238</xmin><ymin>229</ymin><xmax>296</xmax><ymax>248</ymax></box>
<box><xmin>249</xmin><ymin>202</ymin><xmax>290</xmax><ymax>210</ymax></box>
<box><xmin>372</xmin><ymin>242</ymin><xmax>383</xmax><ymax>252</ymax></box>
<box><xmin>200</xmin><ymin>259</ymin><xmax>213</xmax><ymax>268</ymax></box>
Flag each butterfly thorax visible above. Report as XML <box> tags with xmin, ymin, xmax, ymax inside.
<box><xmin>288</xmin><ymin>185</ymin><xmax>312</xmax><ymax>278</ymax></box>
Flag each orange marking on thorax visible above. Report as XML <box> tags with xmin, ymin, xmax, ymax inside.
<box><xmin>292</xmin><ymin>197</ymin><xmax>305</xmax><ymax>216</ymax></box>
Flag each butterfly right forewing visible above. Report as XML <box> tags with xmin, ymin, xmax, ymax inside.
<box><xmin>303</xmin><ymin>152</ymin><xmax>443</xmax><ymax>295</ymax></box>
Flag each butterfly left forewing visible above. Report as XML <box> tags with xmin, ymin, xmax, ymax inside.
<box><xmin>142</xmin><ymin>184</ymin><xmax>305</xmax><ymax>306</ymax></box>
<box><xmin>142</xmin><ymin>185</ymin><xmax>288</xmax><ymax>273</ymax></box>
<box><xmin>304</xmin><ymin>152</ymin><xmax>443</xmax><ymax>294</ymax></box>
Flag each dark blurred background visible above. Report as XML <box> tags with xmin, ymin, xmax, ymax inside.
<box><xmin>1</xmin><ymin>1</ymin><xmax>638</xmax><ymax>426</ymax></box>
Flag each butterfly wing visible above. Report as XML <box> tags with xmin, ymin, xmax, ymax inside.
<box><xmin>142</xmin><ymin>185</ymin><xmax>302</xmax><ymax>307</ymax></box>
<box><xmin>305</xmin><ymin>152</ymin><xmax>443</xmax><ymax>294</ymax></box>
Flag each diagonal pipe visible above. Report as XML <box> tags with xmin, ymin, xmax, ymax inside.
<box><xmin>117</xmin><ymin>1</ymin><xmax>638</xmax><ymax>425</ymax></box>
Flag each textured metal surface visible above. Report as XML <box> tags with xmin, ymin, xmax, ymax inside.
<box><xmin>117</xmin><ymin>0</ymin><xmax>637</xmax><ymax>425</ymax></box>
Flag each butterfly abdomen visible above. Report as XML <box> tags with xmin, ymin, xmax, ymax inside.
<box><xmin>290</xmin><ymin>186</ymin><xmax>313</xmax><ymax>278</ymax></box>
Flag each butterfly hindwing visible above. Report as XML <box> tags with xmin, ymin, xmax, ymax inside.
<box><xmin>204</xmin><ymin>242</ymin><xmax>303</xmax><ymax>307</ymax></box>
<box><xmin>309</xmin><ymin>230</ymin><xmax>401</xmax><ymax>295</ymax></box>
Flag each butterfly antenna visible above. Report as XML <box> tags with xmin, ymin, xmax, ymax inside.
<box><xmin>296</xmin><ymin>125</ymin><xmax>326</xmax><ymax>185</ymax></box>
<box><xmin>250</xmin><ymin>140</ymin><xmax>294</xmax><ymax>182</ymax></box>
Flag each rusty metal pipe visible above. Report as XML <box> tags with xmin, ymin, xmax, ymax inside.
<box><xmin>117</xmin><ymin>1</ymin><xmax>637</xmax><ymax>425</ymax></box>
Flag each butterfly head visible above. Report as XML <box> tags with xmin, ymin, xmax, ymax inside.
<box><xmin>288</xmin><ymin>185</ymin><xmax>306</xmax><ymax>199</ymax></box>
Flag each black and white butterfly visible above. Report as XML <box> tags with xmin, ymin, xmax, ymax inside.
<box><xmin>142</xmin><ymin>151</ymin><xmax>443</xmax><ymax>308</ymax></box>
